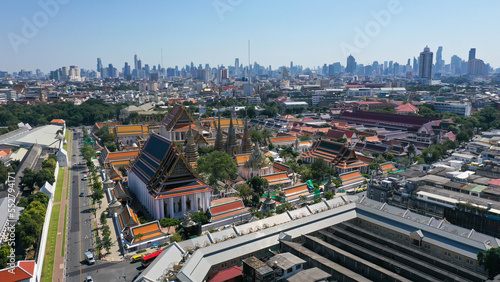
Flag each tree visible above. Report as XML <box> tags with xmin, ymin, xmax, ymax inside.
<box><xmin>250</xmin><ymin>130</ymin><xmax>264</xmax><ymax>144</ymax></box>
<box><xmin>105</xmin><ymin>142</ymin><xmax>117</xmax><ymax>152</ymax></box>
<box><xmin>35</xmin><ymin>169</ymin><xmax>55</xmax><ymax>187</ymax></box>
<box><xmin>299</xmin><ymin>133</ymin><xmax>312</xmax><ymax>141</ymax></box>
<box><xmin>310</xmin><ymin>158</ymin><xmax>332</xmax><ymax>181</ymax></box>
<box><xmin>197</xmin><ymin>151</ymin><xmax>238</xmax><ymax>185</ymax></box>
<box><xmin>268</xmin><ymin>142</ymin><xmax>275</xmax><ymax>151</ymax></box>
<box><xmin>20</xmin><ymin>168</ymin><xmax>37</xmax><ymax>189</ymax></box>
<box><xmin>237</xmin><ymin>184</ymin><xmax>253</xmax><ymax>203</ymax></box>
<box><xmin>456</xmin><ymin>131</ymin><xmax>470</xmax><ymax>143</ymax></box>
<box><xmin>80</xmin><ymin>144</ymin><xmax>96</xmax><ymax>161</ymax></box>
<box><xmin>478</xmin><ymin>247</ymin><xmax>500</xmax><ymax>278</ymax></box>
<box><xmin>198</xmin><ymin>146</ymin><xmax>214</xmax><ymax>156</ymax></box>
<box><xmin>41</xmin><ymin>158</ymin><xmax>57</xmax><ymax>173</ymax></box>
<box><xmin>0</xmin><ymin>244</ymin><xmax>11</xmax><ymax>269</ymax></box>
<box><xmin>160</xmin><ymin>218</ymin><xmax>180</xmax><ymax>229</ymax></box>
<box><xmin>276</xmin><ymin>202</ymin><xmax>294</xmax><ymax>214</ymax></box>
<box><xmin>247</xmin><ymin>176</ymin><xmax>269</xmax><ymax>196</ymax></box>
<box><xmin>299</xmin><ymin>195</ymin><xmax>308</xmax><ymax>202</ymax></box>
<box><xmin>324</xmin><ymin>191</ymin><xmax>334</xmax><ymax>200</ymax></box>
<box><xmin>100</xmin><ymin>212</ymin><xmax>107</xmax><ymax>226</ymax></box>
<box><xmin>191</xmin><ymin>211</ymin><xmax>210</xmax><ymax>225</ymax></box>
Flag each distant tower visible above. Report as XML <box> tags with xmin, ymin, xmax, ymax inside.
<box><xmin>97</xmin><ymin>58</ymin><xmax>102</xmax><ymax>73</ymax></box>
<box><xmin>468</xmin><ymin>48</ymin><xmax>476</xmax><ymax>61</ymax></box>
<box><xmin>214</xmin><ymin>113</ymin><xmax>224</xmax><ymax>152</ymax></box>
<box><xmin>346</xmin><ymin>55</ymin><xmax>357</xmax><ymax>74</ymax></box>
<box><xmin>225</xmin><ymin>111</ymin><xmax>239</xmax><ymax>156</ymax></box>
<box><xmin>134</xmin><ymin>54</ymin><xmax>138</xmax><ymax>71</ymax></box>
<box><xmin>435</xmin><ymin>46</ymin><xmax>444</xmax><ymax>73</ymax></box>
<box><xmin>184</xmin><ymin>123</ymin><xmax>199</xmax><ymax>164</ymax></box>
<box><xmin>419</xmin><ymin>46</ymin><xmax>433</xmax><ymax>80</ymax></box>
<box><xmin>241</xmin><ymin>112</ymin><xmax>253</xmax><ymax>154</ymax></box>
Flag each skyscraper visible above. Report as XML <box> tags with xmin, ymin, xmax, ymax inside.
<box><xmin>419</xmin><ymin>46</ymin><xmax>433</xmax><ymax>80</ymax></box>
<box><xmin>346</xmin><ymin>55</ymin><xmax>356</xmax><ymax>74</ymax></box>
<box><xmin>97</xmin><ymin>58</ymin><xmax>102</xmax><ymax>73</ymax></box>
<box><xmin>134</xmin><ymin>54</ymin><xmax>138</xmax><ymax>71</ymax></box>
<box><xmin>468</xmin><ymin>48</ymin><xmax>476</xmax><ymax>61</ymax></box>
<box><xmin>435</xmin><ymin>46</ymin><xmax>444</xmax><ymax>73</ymax></box>
<box><xmin>123</xmin><ymin>62</ymin><xmax>131</xmax><ymax>79</ymax></box>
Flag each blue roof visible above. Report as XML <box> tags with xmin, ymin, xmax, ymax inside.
<box><xmin>131</xmin><ymin>133</ymin><xmax>172</xmax><ymax>184</ymax></box>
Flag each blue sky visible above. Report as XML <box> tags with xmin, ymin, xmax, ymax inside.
<box><xmin>1</xmin><ymin>0</ymin><xmax>499</xmax><ymax>73</ymax></box>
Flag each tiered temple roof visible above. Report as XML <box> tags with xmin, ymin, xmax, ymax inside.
<box><xmin>162</xmin><ymin>104</ymin><xmax>203</xmax><ymax>133</ymax></box>
<box><xmin>300</xmin><ymin>140</ymin><xmax>368</xmax><ymax>172</ymax></box>
<box><xmin>131</xmin><ymin>133</ymin><xmax>211</xmax><ymax>199</ymax></box>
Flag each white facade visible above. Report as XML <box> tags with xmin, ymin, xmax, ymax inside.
<box><xmin>129</xmin><ymin>172</ymin><xmax>211</xmax><ymax>220</ymax></box>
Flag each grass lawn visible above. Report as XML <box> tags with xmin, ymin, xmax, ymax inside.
<box><xmin>61</xmin><ymin>205</ymin><xmax>68</xmax><ymax>256</ymax></box>
<box><xmin>41</xmin><ymin>204</ymin><xmax>60</xmax><ymax>282</ymax></box>
<box><xmin>54</xmin><ymin>167</ymin><xmax>64</xmax><ymax>202</ymax></box>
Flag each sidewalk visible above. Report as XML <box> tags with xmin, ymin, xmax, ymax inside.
<box><xmin>52</xmin><ymin>134</ymin><xmax>72</xmax><ymax>281</ymax></box>
<box><xmin>95</xmin><ymin>188</ymin><xmax>122</xmax><ymax>262</ymax></box>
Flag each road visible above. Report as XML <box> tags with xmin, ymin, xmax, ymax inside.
<box><xmin>65</xmin><ymin>128</ymin><xmax>97</xmax><ymax>281</ymax></box>
<box><xmin>65</xmin><ymin>128</ymin><xmax>142</xmax><ymax>282</ymax></box>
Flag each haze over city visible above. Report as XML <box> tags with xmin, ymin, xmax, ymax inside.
<box><xmin>1</xmin><ymin>0</ymin><xmax>499</xmax><ymax>72</ymax></box>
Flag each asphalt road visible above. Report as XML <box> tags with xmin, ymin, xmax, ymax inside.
<box><xmin>65</xmin><ymin>128</ymin><xmax>142</xmax><ymax>282</ymax></box>
<box><xmin>65</xmin><ymin>129</ymin><xmax>97</xmax><ymax>282</ymax></box>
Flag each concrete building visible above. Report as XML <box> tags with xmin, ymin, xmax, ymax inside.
<box><xmin>419</xmin><ymin>46</ymin><xmax>433</xmax><ymax>80</ymax></box>
<box><xmin>135</xmin><ymin>196</ymin><xmax>495</xmax><ymax>281</ymax></box>
<box><xmin>431</xmin><ymin>101</ymin><xmax>472</xmax><ymax>117</ymax></box>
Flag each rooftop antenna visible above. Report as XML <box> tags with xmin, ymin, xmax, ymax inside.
<box><xmin>161</xmin><ymin>48</ymin><xmax>164</xmax><ymax>71</ymax></box>
<box><xmin>248</xmin><ymin>40</ymin><xmax>251</xmax><ymax>84</ymax></box>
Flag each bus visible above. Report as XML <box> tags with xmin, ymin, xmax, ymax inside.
<box><xmin>141</xmin><ymin>249</ymin><xmax>163</xmax><ymax>267</ymax></box>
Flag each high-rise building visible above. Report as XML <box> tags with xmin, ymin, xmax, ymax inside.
<box><xmin>217</xmin><ymin>67</ymin><xmax>228</xmax><ymax>84</ymax></box>
<box><xmin>419</xmin><ymin>46</ymin><xmax>433</xmax><ymax>80</ymax></box>
<box><xmin>123</xmin><ymin>62</ymin><xmax>131</xmax><ymax>79</ymax></box>
<box><xmin>346</xmin><ymin>55</ymin><xmax>356</xmax><ymax>74</ymax></box>
<box><xmin>97</xmin><ymin>58</ymin><xmax>102</xmax><ymax>73</ymax></box>
<box><xmin>435</xmin><ymin>46</ymin><xmax>444</xmax><ymax>73</ymax></box>
<box><xmin>134</xmin><ymin>54</ymin><xmax>138</xmax><ymax>71</ymax></box>
<box><xmin>468</xmin><ymin>48</ymin><xmax>476</xmax><ymax>61</ymax></box>
<box><xmin>467</xmin><ymin>59</ymin><xmax>485</xmax><ymax>76</ymax></box>
<box><xmin>413</xmin><ymin>57</ymin><xmax>418</xmax><ymax>74</ymax></box>
<box><xmin>450</xmin><ymin>55</ymin><xmax>462</xmax><ymax>75</ymax></box>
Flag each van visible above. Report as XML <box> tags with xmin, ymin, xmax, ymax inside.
<box><xmin>84</xmin><ymin>251</ymin><xmax>95</xmax><ymax>265</ymax></box>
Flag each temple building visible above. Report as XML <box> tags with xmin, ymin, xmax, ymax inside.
<box><xmin>241</xmin><ymin>144</ymin><xmax>273</xmax><ymax>179</ymax></box>
<box><xmin>160</xmin><ymin>104</ymin><xmax>209</xmax><ymax>142</ymax></box>
<box><xmin>128</xmin><ymin>132</ymin><xmax>212</xmax><ymax>220</ymax></box>
<box><xmin>300</xmin><ymin>139</ymin><xmax>369</xmax><ymax>174</ymax></box>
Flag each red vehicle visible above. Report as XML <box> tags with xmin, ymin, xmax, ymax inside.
<box><xmin>141</xmin><ymin>249</ymin><xmax>163</xmax><ymax>267</ymax></box>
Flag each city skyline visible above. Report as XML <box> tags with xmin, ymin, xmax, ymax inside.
<box><xmin>1</xmin><ymin>0</ymin><xmax>499</xmax><ymax>73</ymax></box>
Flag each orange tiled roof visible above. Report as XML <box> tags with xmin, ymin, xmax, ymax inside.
<box><xmin>284</xmin><ymin>184</ymin><xmax>308</xmax><ymax>196</ymax></box>
<box><xmin>50</xmin><ymin>119</ymin><xmax>66</xmax><ymax>124</ymax></box>
<box><xmin>261</xmin><ymin>172</ymin><xmax>288</xmax><ymax>182</ymax></box>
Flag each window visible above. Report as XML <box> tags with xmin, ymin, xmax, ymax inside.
<box><xmin>433</xmin><ymin>248</ymin><xmax>441</xmax><ymax>254</ymax></box>
<box><xmin>454</xmin><ymin>255</ymin><xmax>462</xmax><ymax>262</ymax></box>
<box><xmin>424</xmin><ymin>244</ymin><xmax>430</xmax><ymax>250</ymax></box>
<box><xmin>231</xmin><ymin>259</ymin><xmax>236</xmax><ymax>266</ymax></box>
<box><xmin>382</xmin><ymin>229</ymin><xmax>387</xmax><ymax>234</ymax></box>
<box><xmin>397</xmin><ymin>234</ymin><xmax>403</xmax><ymax>240</ymax></box>
<box><xmin>374</xmin><ymin>225</ymin><xmax>379</xmax><ymax>231</ymax></box>
<box><xmin>287</xmin><ymin>268</ymin><xmax>293</xmax><ymax>273</ymax></box>
<box><xmin>404</xmin><ymin>236</ymin><xmax>409</xmax><ymax>241</ymax></box>
<box><xmin>389</xmin><ymin>231</ymin><xmax>395</xmax><ymax>237</ymax></box>
<box><xmin>212</xmin><ymin>266</ymin><xmax>218</xmax><ymax>273</ymax></box>
<box><xmin>444</xmin><ymin>251</ymin><xmax>451</xmax><ymax>257</ymax></box>
<box><xmin>466</xmin><ymin>259</ymin><xmax>474</xmax><ymax>266</ymax></box>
